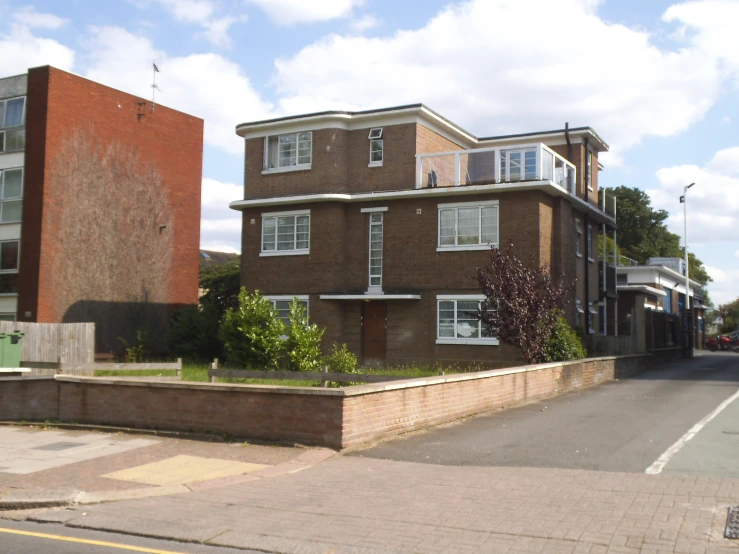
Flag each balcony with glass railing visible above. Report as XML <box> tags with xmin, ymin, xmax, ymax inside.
<box><xmin>415</xmin><ymin>143</ymin><xmax>577</xmax><ymax>193</ymax></box>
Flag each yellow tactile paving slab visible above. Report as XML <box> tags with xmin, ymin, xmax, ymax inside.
<box><xmin>102</xmin><ymin>455</ymin><xmax>270</xmax><ymax>486</ymax></box>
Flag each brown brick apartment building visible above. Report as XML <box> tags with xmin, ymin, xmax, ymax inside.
<box><xmin>231</xmin><ymin>105</ymin><xmax>616</xmax><ymax>366</ymax></box>
<box><xmin>0</xmin><ymin>66</ymin><xmax>203</xmax><ymax>352</ymax></box>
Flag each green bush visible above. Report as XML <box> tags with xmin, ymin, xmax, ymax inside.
<box><xmin>544</xmin><ymin>314</ymin><xmax>587</xmax><ymax>362</ymax></box>
<box><xmin>118</xmin><ymin>329</ymin><xmax>149</xmax><ymax>363</ymax></box>
<box><xmin>285</xmin><ymin>299</ymin><xmax>325</xmax><ymax>372</ymax></box>
<box><xmin>323</xmin><ymin>343</ymin><xmax>358</xmax><ymax>373</ymax></box>
<box><xmin>168</xmin><ymin>304</ymin><xmax>222</xmax><ymax>361</ymax></box>
<box><xmin>220</xmin><ymin>289</ymin><xmax>286</xmax><ymax>369</ymax></box>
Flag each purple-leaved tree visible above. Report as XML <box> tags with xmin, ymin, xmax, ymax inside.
<box><xmin>476</xmin><ymin>241</ymin><xmax>575</xmax><ymax>364</ymax></box>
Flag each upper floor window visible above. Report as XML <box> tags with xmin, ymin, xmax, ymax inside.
<box><xmin>0</xmin><ymin>240</ymin><xmax>19</xmax><ymax>294</ymax></box>
<box><xmin>0</xmin><ymin>168</ymin><xmax>23</xmax><ymax>223</ymax></box>
<box><xmin>261</xmin><ymin>210</ymin><xmax>310</xmax><ymax>256</ymax></box>
<box><xmin>264</xmin><ymin>132</ymin><xmax>312</xmax><ymax>172</ymax></box>
<box><xmin>501</xmin><ymin>149</ymin><xmax>537</xmax><ymax>181</ymax></box>
<box><xmin>265</xmin><ymin>296</ymin><xmax>309</xmax><ymax>327</ymax></box>
<box><xmin>0</xmin><ymin>97</ymin><xmax>25</xmax><ymax>129</ymax></box>
<box><xmin>369</xmin><ymin>128</ymin><xmax>383</xmax><ymax>166</ymax></box>
<box><xmin>574</xmin><ymin>218</ymin><xmax>582</xmax><ymax>256</ymax></box>
<box><xmin>438</xmin><ymin>200</ymin><xmax>498</xmax><ymax>251</ymax></box>
<box><xmin>587</xmin><ymin>224</ymin><xmax>593</xmax><ymax>261</ymax></box>
<box><xmin>585</xmin><ymin>148</ymin><xmax>593</xmax><ymax>191</ymax></box>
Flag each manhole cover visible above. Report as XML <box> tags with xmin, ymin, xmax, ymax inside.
<box><xmin>33</xmin><ymin>442</ymin><xmax>83</xmax><ymax>451</ymax></box>
<box><xmin>726</xmin><ymin>506</ymin><xmax>739</xmax><ymax>539</ymax></box>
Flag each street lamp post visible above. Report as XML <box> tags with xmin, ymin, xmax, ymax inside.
<box><xmin>680</xmin><ymin>182</ymin><xmax>696</xmax><ymax>356</ymax></box>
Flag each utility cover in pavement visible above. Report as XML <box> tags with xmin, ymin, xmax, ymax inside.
<box><xmin>726</xmin><ymin>506</ymin><xmax>739</xmax><ymax>539</ymax></box>
<box><xmin>33</xmin><ymin>442</ymin><xmax>84</xmax><ymax>451</ymax></box>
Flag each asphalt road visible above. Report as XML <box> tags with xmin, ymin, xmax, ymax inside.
<box><xmin>0</xmin><ymin>519</ymin><xmax>259</xmax><ymax>554</ymax></box>
<box><xmin>353</xmin><ymin>351</ymin><xmax>739</xmax><ymax>475</ymax></box>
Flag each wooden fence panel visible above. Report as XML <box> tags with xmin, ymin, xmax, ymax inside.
<box><xmin>0</xmin><ymin>322</ymin><xmax>95</xmax><ymax>364</ymax></box>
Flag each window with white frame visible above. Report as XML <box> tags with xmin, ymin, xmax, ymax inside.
<box><xmin>437</xmin><ymin>295</ymin><xmax>497</xmax><ymax>345</ymax></box>
<box><xmin>261</xmin><ymin>210</ymin><xmax>310</xmax><ymax>255</ymax></box>
<box><xmin>0</xmin><ymin>168</ymin><xmax>23</xmax><ymax>223</ymax></box>
<box><xmin>0</xmin><ymin>97</ymin><xmax>26</xmax><ymax>153</ymax></box>
<box><xmin>500</xmin><ymin>148</ymin><xmax>537</xmax><ymax>181</ymax></box>
<box><xmin>588</xmin><ymin>302</ymin><xmax>597</xmax><ymax>334</ymax></box>
<box><xmin>263</xmin><ymin>132</ymin><xmax>312</xmax><ymax>170</ymax></box>
<box><xmin>438</xmin><ymin>201</ymin><xmax>498</xmax><ymax>250</ymax></box>
<box><xmin>586</xmin><ymin>224</ymin><xmax>593</xmax><ymax>261</ymax></box>
<box><xmin>585</xmin><ymin>149</ymin><xmax>592</xmax><ymax>191</ymax></box>
<box><xmin>265</xmin><ymin>296</ymin><xmax>309</xmax><ymax>327</ymax></box>
<box><xmin>574</xmin><ymin>218</ymin><xmax>582</xmax><ymax>256</ymax></box>
<box><xmin>368</xmin><ymin>213</ymin><xmax>383</xmax><ymax>289</ymax></box>
<box><xmin>369</xmin><ymin>128</ymin><xmax>383</xmax><ymax>165</ymax></box>
<box><xmin>575</xmin><ymin>300</ymin><xmax>584</xmax><ymax>328</ymax></box>
<box><xmin>0</xmin><ymin>240</ymin><xmax>19</xmax><ymax>294</ymax></box>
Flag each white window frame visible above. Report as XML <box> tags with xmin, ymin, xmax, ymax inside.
<box><xmin>588</xmin><ymin>302</ymin><xmax>598</xmax><ymax>334</ymax></box>
<box><xmin>587</xmin><ymin>224</ymin><xmax>593</xmax><ymax>262</ymax></box>
<box><xmin>0</xmin><ymin>167</ymin><xmax>23</xmax><ymax>224</ymax></box>
<box><xmin>260</xmin><ymin>209</ymin><xmax>310</xmax><ymax>257</ymax></box>
<box><xmin>265</xmin><ymin>295</ymin><xmax>309</xmax><ymax>325</ymax></box>
<box><xmin>367</xmin><ymin>212</ymin><xmax>383</xmax><ymax>293</ymax></box>
<box><xmin>585</xmin><ymin>147</ymin><xmax>593</xmax><ymax>191</ymax></box>
<box><xmin>437</xmin><ymin>200</ymin><xmax>499</xmax><ymax>252</ymax></box>
<box><xmin>500</xmin><ymin>148</ymin><xmax>538</xmax><ymax>182</ymax></box>
<box><xmin>262</xmin><ymin>131</ymin><xmax>312</xmax><ymax>174</ymax></box>
<box><xmin>0</xmin><ymin>239</ymin><xmax>20</xmax><ymax>296</ymax></box>
<box><xmin>0</xmin><ymin>96</ymin><xmax>26</xmax><ymax>129</ymax></box>
<box><xmin>436</xmin><ymin>294</ymin><xmax>499</xmax><ymax>345</ymax></box>
<box><xmin>369</xmin><ymin>128</ymin><xmax>383</xmax><ymax>167</ymax></box>
<box><xmin>575</xmin><ymin>300</ymin><xmax>584</xmax><ymax>328</ymax></box>
<box><xmin>574</xmin><ymin>218</ymin><xmax>582</xmax><ymax>257</ymax></box>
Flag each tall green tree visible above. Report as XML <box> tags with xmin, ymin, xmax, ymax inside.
<box><xmin>610</xmin><ymin>186</ymin><xmax>711</xmax><ymax>285</ymax></box>
<box><xmin>718</xmin><ymin>298</ymin><xmax>739</xmax><ymax>333</ymax></box>
<box><xmin>200</xmin><ymin>257</ymin><xmax>241</xmax><ymax>318</ymax></box>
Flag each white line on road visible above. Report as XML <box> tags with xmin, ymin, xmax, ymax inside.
<box><xmin>646</xmin><ymin>388</ymin><xmax>739</xmax><ymax>475</ymax></box>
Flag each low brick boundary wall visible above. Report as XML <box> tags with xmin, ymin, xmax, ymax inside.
<box><xmin>0</xmin><ymin>353</ymin><xmax>677</xmax><ymax>449</ymax></box>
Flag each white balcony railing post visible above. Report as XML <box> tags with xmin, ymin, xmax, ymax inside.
<box><xmin>454</xmin><ymin>152</ymin><xmax>461</xmax><ymax>187</ymax></box>
<box><xmin>494</xmin><ymin>150</ymin><xmax>501</xmax><ymax>183</ymax></box>
<box><xmin>416</xmin><ymin>156</ymin><xmax>422</xmax><ymax>189</ymax></box>
<box><xmin>536</xmin><ymin>144</ymin><xmax>544</xmax><ymax>181</ymax></box>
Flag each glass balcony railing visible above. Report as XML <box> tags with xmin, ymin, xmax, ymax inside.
<box><xmin>415</xmin><ymin>143</ymin><xmax>577</xmax><ymax>194</ymax></box>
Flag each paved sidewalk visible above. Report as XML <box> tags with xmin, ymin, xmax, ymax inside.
<box><xmin>0</xmin><ymin>425</ymin><xmax>335</xmax><ymax>508</ymax></box>
<box><xmin>18</xmin><ymin>456</ymin><xmax>739</xmax><ymax>553</ymax></box>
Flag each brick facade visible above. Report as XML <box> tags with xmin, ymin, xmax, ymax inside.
<box><xmin>17</xmin><ymin>66</ymin><xmax>203</xmax><ymax>352</ymax></box>
<box><xmin>237</xmin><ymin>107</ymin><xmax>610</xmax><ymax>365</ymax></box>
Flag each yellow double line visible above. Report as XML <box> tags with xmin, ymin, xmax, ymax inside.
<box><xmin>0</xmin><ymin>526</ymin><xmax>188</xmax><ymax>553</ymax></box>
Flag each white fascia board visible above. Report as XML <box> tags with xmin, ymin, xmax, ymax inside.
<box><xmin>264</xmin><ymin>295</ymin><xmax>309</xmax><ymax>301</ymax></box>
<box><xmin>617</xmin><ymin>265</ymin><xmax>702</xmax><ymax>289</ymax></box>
<box><xmin>319</xmin><ymin>294</ymin><xmax>421</xmax><ymax>300</ymax></box>
<box><xmin>617</xmin><ymin>285</ymin><xmax>667</xmax><ymax>297</ymax></box>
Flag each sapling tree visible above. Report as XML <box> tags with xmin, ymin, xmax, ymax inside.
<box><xmin>476</xmin><ymin>241</ymin><xmax>574</xmax><ymax>364</ymax></box>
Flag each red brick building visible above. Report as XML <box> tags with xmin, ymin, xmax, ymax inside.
<box><xmin>0</xmin><ymin>66</ymin><xmax>203</xmax><ymax>352</ymax></box>
<box><xmin>231</xmin><ymin>105</ymin><xmax>615</xmax><ymax>367</ymax></box>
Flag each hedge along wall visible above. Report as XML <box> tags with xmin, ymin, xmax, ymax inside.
<box><xmin>0</xmin><ymin>353</ymin><xmax>678</xmax><ymax>450</ymax></box>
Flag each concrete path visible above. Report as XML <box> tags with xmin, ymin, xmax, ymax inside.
<box><xmin>353</xmin><ymin>351</ymin><xmax>739</xmax><ymax>475</ymax></box>
<box><xmin>23</xmin><ymin>455</ymin><xmax>739</xmax><ymax>553</ymax></box>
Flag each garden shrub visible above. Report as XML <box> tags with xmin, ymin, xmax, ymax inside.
<box><xmin>323</xmin><ymin>343</ymin><xmax>358</xmax><ymax>373</ymax></box>
<box><xmin>168</xmin><ymin>304</ymin><xmax>222</xmax><ymax>361</ymax></box>
<box><xmin>285</xmin><ymin>299</ymin><xmax>325</xmax><ymax>372</ymax></box>
<box><xmin>544</xmin><ymin>313</ymin><xmax>587</xmax><ymax>362</ymax></box>
<box><xmin>220</xmin><ymin>289</ymin><xmax>285</xmax><ymax>369</ymax></box>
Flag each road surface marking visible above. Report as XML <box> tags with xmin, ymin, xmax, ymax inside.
<box><xmin>646</xmin><ymin>388</ymin><xmax>739</xmax><ymax>475</ymax></box>
<box><xmin>0</xmin><ymin>526</ymin><xmax>187</xmax><ymax>553</ymax></box>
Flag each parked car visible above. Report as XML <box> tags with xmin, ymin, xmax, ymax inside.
<box><xmin>730</xmin><ymin>332</ymin><xmax>739</xmax><ymax>352</ymax></box>
<box><xmin>706</xmin><ymin>335</ymin><xmax>733</xmax><ymax>351</ymax></box>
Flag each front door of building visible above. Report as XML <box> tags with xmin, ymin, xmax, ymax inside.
<box><xmin>362</xmin><ymin>301</ymin><xmax>386</xmax><ymax>365</ymax></box>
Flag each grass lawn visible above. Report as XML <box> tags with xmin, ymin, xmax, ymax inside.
<box><xmin>94</xmin><ymin>362</ymin><xmax>491</xmax><ymax>387</ymax></box>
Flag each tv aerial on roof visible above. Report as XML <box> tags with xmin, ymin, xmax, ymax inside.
<box><xmin>151</xmin><ymin>60</ymin><xmax>162</xmax><ymax>112</ymax></box>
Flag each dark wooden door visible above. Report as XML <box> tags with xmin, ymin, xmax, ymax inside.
<box><xmin>362</xmin><ymin>302</ymin><xmax>386</xmax><ymax>364</ymax></box>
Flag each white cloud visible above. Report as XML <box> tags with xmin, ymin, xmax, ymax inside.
<box><xmin>0</xmin><ymin>24</ymin><xmax>74</xmax><ymax>76</ymax></box>
<box><xmin>736</xmin><ymin>250</ymin><xmax>739</xmax><ymax>258</ymax></box>
<box><xmin>132</xmin><ymin>0</ymin><xmax>246</xmax><ymax>47</ymax></box>
<box><xmin>200</xmin><ymin>178</ymin><xmax>242</xmax><ymax>252</ymax></box>
<box><xmin>650</xmin><ymin>146</ymin><xmax>739</xmax><ymax>244</ymax></box>
<box><xmin>83</xmin><ymin>26</ymin><xmax>273</xmax><ymax>154</ymax></box>
<box><xmin>704</xmin><ymin>265</ymin><xmax>739</xmax><ymax>305</ymax></box>
<box><xmin>12</xmin><ymin>6</ymin><xmax>69</xmax><ymax>29</ymax></box>
<box><xmin>272</xmin><ymin>0</ymin><xmax>737</xmax><ymax>165</ymax></box>
<box><xmin>349</xmin><ymin>14</ymin><xmax>379</xmax><ymax>33</ymax></box>
<box><xmin>246</xmin><ymin>0</ymin><xmax>363</xmax><ymax>25</ymax></box>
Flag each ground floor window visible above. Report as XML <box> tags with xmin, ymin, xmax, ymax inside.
<box><xmin>265</xmin><ymin>295</ymin><xmax>309</xmax><ymax>327</ymax></box>
<box><xmin>436</xmin><ymin>295</ymin><xmax>498</xmax><ymax>345</ymax></box>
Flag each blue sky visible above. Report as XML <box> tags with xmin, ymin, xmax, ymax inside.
<box><xmin>1</xmin><ymin>0</ymin><xmax>738</xmax><ymax>304</ymax></box>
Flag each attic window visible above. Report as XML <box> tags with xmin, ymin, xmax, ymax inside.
<box><xmin>368</xmin><ymin>128</ymin><xmax>383</xmax><ymax>139</ymax></box>
<box><xmin>200</xmin><ymin>252</ymin><xmax>211</xmax><ymax>259</ymax></box>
